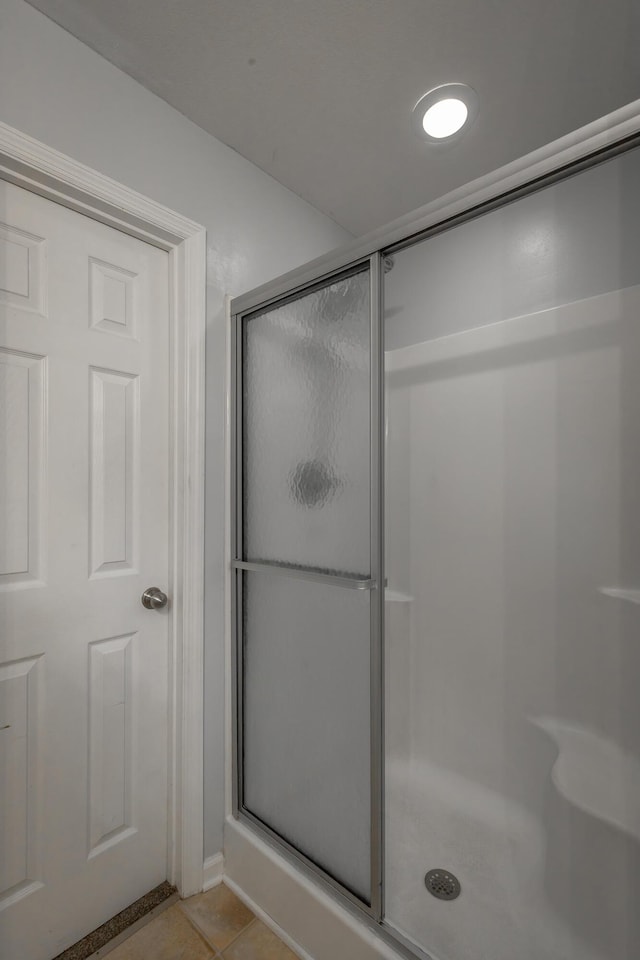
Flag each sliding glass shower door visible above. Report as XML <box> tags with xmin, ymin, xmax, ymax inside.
<box><xmin>232</xmin><ymin>260</ymin><xmax>383</xmax><ymax>910</ymax></box>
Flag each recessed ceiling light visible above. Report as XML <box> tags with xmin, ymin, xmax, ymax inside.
<box><xmin>422</xmin><ymin>98</ymin><xmax>468</xmax><ymax>138</ymax></box>
<box><xmin>412</xmin><ymin>83</ymin><xmax>478</xmax><ymax>143</ymax></box>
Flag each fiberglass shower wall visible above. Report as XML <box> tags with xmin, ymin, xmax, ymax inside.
<box><xmin>384</xmin><ymin>146</ymin><xmax>640</xmax><ymax>960</ymax></box>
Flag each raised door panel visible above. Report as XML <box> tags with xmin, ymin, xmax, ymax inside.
<box><xmin>89</xmin><ymin>258</ymin><xmax>138</xmax><ymax>340</ymax></box>
<box><xmin>0</xmin><ymin>222</ymin><xmax>46</xmax><ymax>317</ymax></box>
<box><xmin>0</xmin><ymin>350</ymin><xmax>46</xmax><ymax>589</ymax></box>
<box><xmin>0</xmin><ymin>656</ymin><xmax>44</xmax><ymax>910</ymax></box>
<box><xmin>88</xmin><ymin>634</ymin><xmax>135</xmax><ymax>856</ymax></box>
<box><xmin>89</xmin><ymin>368</ymin><xmax>139</xmax><ymax>577</ymax></box>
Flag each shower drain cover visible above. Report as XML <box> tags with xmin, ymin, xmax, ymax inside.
<box><xmin>424</xmin><ymin>868</ymin><xmax>461</xmax><ymax>901</ymax></box>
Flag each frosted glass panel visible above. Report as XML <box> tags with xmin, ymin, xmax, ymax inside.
<box><xmin>243</xmin><ymin>571</ymin><xmax>371</xmax><ymax>902</ymax></box>
<box><xmin>243</xmin><ymin>268</ymin><xmax>370</xmax><ymax>576</ymax></box>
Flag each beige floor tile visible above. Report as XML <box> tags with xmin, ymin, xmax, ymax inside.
<box><xmin>179</xmin><ymin>883</ymin><xmax>255</xmax><ymax>951</ymax></box>
<box><xmin>105</xmin><ymin>903</ymin><xmax>216</xmax><ymax>960</ymax></box>
<box><xmin>222</xmin><ymin>920</ymin><xmax>299</xmax><ymax>960</ymax></box>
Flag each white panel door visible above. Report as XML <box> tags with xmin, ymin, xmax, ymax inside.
<box><xmin>0</xmin><ymin>180</ymin><xmax>170</xmax><ymax>960</ymax></box>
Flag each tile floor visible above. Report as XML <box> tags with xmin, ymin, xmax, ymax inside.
<box><xmin>106</xmin><ymin>883</ymin><xmax>300</xmax><ymax>960</ymax></box>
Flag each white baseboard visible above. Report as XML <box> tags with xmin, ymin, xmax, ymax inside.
<box><xmin>202</xmin><ymin>852</ymin><xmax>224</xmax><ymax>892</ymax></box>
<box><xmin>223</xmin><ymin>817</ymin><xmax>404</xmax><ymax>960</ymax></box>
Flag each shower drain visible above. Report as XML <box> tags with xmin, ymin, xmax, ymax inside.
<box><xmin>424</xmin><ymin>868</ymin><xmax>461</xmax><ymax>901</ymax></box>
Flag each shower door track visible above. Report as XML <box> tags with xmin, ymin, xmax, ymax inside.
<box><xmin>231</xmin><ymin>105</ymin><xmax>640</xmax><ymax>319</ymax></box>
<box><xmin>230</xmin><ymin>100</ymin><xmax>640</xmax><ymax>960</ymax></box>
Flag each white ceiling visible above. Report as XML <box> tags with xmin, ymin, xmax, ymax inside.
<box><xmin>26</xmin><ymin>0</ymin><xmax>640</xmax><ymax>235</ymax></box>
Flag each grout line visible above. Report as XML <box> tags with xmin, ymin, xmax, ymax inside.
<box><xmin>221</xmin><ymin>877</ymin><xmax>308</xmax><ymax>960</ymax></box>
<box><xmin>177</xmin><ymin>887</ymin><xmax>257</xmax><ymax>956</ymax></box>
<box><xmin>177</xmin><ymin>903</ymin><xmax>230</xmax><ymax>956</ymax></box>
<box><xmin>219</xmin><ymin>916</ymin><xmax>258</xmax><ymax>955</ymax></box>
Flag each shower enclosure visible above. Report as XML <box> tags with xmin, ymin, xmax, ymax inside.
<box><xmin>230</xmin><ymin>112</ymin><xmax>640</xmax><ymax>960</ymax></box>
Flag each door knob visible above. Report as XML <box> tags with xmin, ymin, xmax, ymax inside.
<box><xmin>141</xmin><ymin>587</ymin><xmax>168</xmax><ymax>610</ymax></box>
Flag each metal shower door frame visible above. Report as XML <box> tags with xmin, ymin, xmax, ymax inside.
<box><xmin>230</xmin><ymin>253</ymin><xmax>386</xmax><ymax>921</ymax></box>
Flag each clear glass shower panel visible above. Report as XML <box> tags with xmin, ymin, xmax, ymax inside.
<box><xmin>242</xmin><ymin>571</ymin><xmax>372</xmax><ymax>902</ymax></box>
<box><xmin>242</xmin><ymin>268</ymin><xmax>371</xmax><ymax>577</ymax></box>
<box><xmin>384</xmin><ymin>146</ymin><xmax>640</xmax><ymax>960</ymax></box>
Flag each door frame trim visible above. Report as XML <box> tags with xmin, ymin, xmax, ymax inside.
<box><xmin>0</xmin><ymin>120</ymin><xmax>207</xmax><ymax>897</ymax></box>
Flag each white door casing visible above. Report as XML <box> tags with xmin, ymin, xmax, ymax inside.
<box><xmin>0</xmin><ymin>122</ymin><xmax>206</xmax><ymax>957</ymax></box>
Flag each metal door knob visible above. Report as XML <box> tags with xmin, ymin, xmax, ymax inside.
<box><xmin>141</xmin><ymin>587</ymin><xmax>168</xmax><ymax>610</ymax></box>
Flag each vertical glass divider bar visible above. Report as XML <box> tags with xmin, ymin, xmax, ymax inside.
<box><xmin>231</xmin><ymin>310</ymin><xmax>243</xmax><ymax>815</ymax></box>
<box><xmin>369</xmin><ymin>252</ymin><xmax>385</xmax><ymax>920</ymax></box>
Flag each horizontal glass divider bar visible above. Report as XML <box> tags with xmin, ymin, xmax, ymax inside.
<box><xmin>231</xmin><ymin>559</ymin><xmax>375</xmax><ymax>590</ymax></box>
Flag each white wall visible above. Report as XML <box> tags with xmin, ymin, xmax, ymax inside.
<box><xmin>0</xmin><ymin>0</ymin><xmax>351</xmax><ymax>859</ymax></box>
